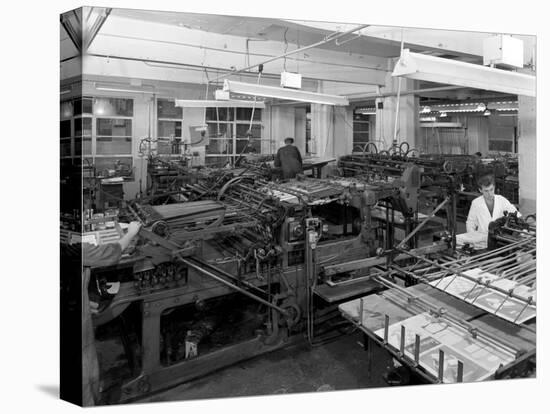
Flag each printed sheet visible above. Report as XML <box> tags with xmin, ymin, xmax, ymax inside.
<box><xmin>374</xmin><ymin>312</ymin><xmax>516</xmax><ymax>383</ymax></box>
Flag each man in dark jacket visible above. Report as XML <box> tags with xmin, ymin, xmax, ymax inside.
<box><xmin>274</xmin><ymin>137</ymin><xmax>303</xmax><ymax>179</ymax></box>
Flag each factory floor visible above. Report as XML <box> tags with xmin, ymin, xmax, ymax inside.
<box><xmin>138</xmin><ymin>331</ymin><xmax>393</xmax><ymax>404</ymax></box>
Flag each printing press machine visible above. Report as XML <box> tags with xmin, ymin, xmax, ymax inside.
<box><xmin>66</xmin><ymin>149</ymin><xmax>533</xmax><ymax>403</ymax></box>
<box><xmin>75</xmin><ymin>158</ymin><xmax>467</xmax><ymax>403</ymax></box>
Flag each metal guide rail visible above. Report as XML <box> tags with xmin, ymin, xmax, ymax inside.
<box><xmin>390</xmin><ymin>235</ymin><xmax>536</xmax><ymax>325</ymax></box>
<box><xmin>339</xmin><ymin>276</ymin><xmax>536</xmax><ymax>384</ymax></box>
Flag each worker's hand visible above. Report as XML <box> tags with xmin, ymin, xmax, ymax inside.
<box><xmin>126</xmin><ymin>221</ymin><xmax>142</xmax><ymax>239</ymax></box>
<box><xmin>89</xmin><ymin>300</ymin><xmax>99</xmax><ymax>315</ymax></box>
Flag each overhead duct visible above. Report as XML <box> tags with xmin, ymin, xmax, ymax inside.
<box><xmin>392</xmin><ymin>49</ymin><xmax>535</xmax><ymax>97</ymax></box>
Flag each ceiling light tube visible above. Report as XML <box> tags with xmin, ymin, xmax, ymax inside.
<box><xmin>393</xmin><ymin>49</ymin><xmax>535</xmax><ymax>97</ymax></box>
<box><xmin>175</xmin><ymin>99</ymin><xmax>266</xmax><ymax>109</ymax></box>
<box><xmin>95</xmin><ymin>86</ymin><xmax>148</xmax><ymax>93</ymax></box>
<box><xmin>223</xmin><ymin>80</ymin><xmax>349</xmax><ymax>106</ymax></box>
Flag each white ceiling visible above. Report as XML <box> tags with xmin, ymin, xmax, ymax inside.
<box><xmin>60</xmin><ymin>7</ymin><xmax>535</xmax><ymax>101</ymax></box>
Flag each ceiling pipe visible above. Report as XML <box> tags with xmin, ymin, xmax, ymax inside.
<box><xmin>84</xmin><ymin>53</ymin><xmax>381</xmax><ymax>86</ymax></box>
<box><xmin>207</xmin><ymin>24</ymin><xmax>370</xmax><ymax>84</ymax></box>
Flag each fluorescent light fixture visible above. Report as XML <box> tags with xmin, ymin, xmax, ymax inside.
<box><xmin>393</xmin><ymin>49</ymin><xmax>535</xmax><ymax>97</ymax></box>
<box><xmin>487</xmin><ymin>101</ymin><xmax>519</xmax><ymax>111</ymax></box>
<box><xmin>431</xmin><ymin>102</ymin><xmax>488</xmax><ymax>113</ymax></box>
<box><xmin>60</xmin><ymin>88</ymin><xmax>71</xmax><ymax>95</ymax></box>
<box><xmin>354</xmin><ymin>107</ymin><xmax>376</xmax><ymax>115</ymax></box>
<box><xmin>223</xmin><ymin>80</ymin><xmax>349</xmax><ymax>106</ymax></box>
<box><xmin>95</xmin><ymin>86</ymin><xmax>146</xmax><ymax>93</ymax></box>
<box><xmin>174</xmin><ymin>99</ymin><xmax>265</xmax><ymax>109</ymax></box>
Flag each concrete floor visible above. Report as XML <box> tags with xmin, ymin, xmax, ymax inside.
<box><xmin>139</xmin><ymin>332</ymin><xmax>392</xmax><ymax>404</ymax></box>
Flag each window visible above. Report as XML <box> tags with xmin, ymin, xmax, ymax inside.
<box><xmin>60</xmin><ymin>101</ymin><xmax>74</xmax><ymax>159</ymax></box>
<box><xmin>306</xmin><ymin>110</ymin><xmax>312</xmax><ymax>154</ymax></box>
<box><xmin>353</xmin><ymin>112</ymin><xmax>371</xmax><ymax>152</ymax></box>
<box><xmin>488</xmin><ymin>114</ymin><xmax>517</xmax><ymax>154</ymax></box>
<box><xmin>60</xmin><ymin>97</ymin><xmax>134</xmax><ymax>179</ymax></box>
<box><xmin>157</xmin><ymin>99</ymin><xmax>183</xmax><ymax>155</ymax></box>
<box><xmin>205</xmin><ymin>107</ymin><xmax>266</xmax><ymax>166</ymax></box>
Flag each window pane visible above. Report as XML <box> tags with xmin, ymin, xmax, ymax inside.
<box><xmin>80</xmin><ymin>137</ymin><xmax>92</xmax><ymax>155</ymax></box>
<box><xmin>61</xmin><ymin>101</ymin><xmax>73</xmax><ymax>119</ymax></box>
<box><xmin>158</xmin><ymin>120</ymin><xmax>182</xmax><ymax>138</ymax></box>
<box><xmin>353</xmin><ymin>122</ymin><xmax>370</xmax><ymax>133</ymax></box>
<box><xmin>353</xmin><ymin>132</ymin><xmax>369</xmax><ymax>144</ymax></box>
<box><xmin>93</xmin><ymin>98</ymin><xmax>134</xmax><ymax>117</ymax></box>
<box><xmin>157</xmin><ymin>99</ymin><xmax>182</xmax><ymax>119</ymax></box>
<box><xmin>83</xmin><ymin>158</ymin><xmax>94</xmax><ymax>174</ymax></box>
<box><xmin>207</xmin><ymin>123</ymin><xmax>232</xmax><ymax>138</ymax></box>
<box><xmin>75</xmin><ymin>117</ymin><xmax>92</xmax><ymax>137</ymax></box>
<box><xmin>156</xmin><ymin>138</ymin><xmax>169</xmax><ymax>155</ymax></box>
<box><xmin>236</xmin><ymin>124</ymin><xmax>261</xmax><ymax>138</ymax></box>
<box><xmin>97</xmin><ymin>137</ymin><xmax>132</xmax><ymax>154</ymax></box>
<box><xmin>236</xmin><ymin>139</ymin><xmax>259</xmax><ymax>154</ymax></box>
<box><xmin>74</xmin><ymin>98</ymin><xmax>93</xmax><ymax>115</ymax></box>
<box><xmin>206</xmin><ymin>108</ymin><xmax>233</xmax><ymax>121</ymax></box>
<box><xmin>236</xmin><ymin>108</ymin><xmax>261</xmax><ymax>121</ymax></box>
<box><xmin>97</xmin><ymin>118</ymin><xmax>132</xmax><ymax>136</ymax></box>
<box><xmin>60</xmin><ymin>139</ymin><xmax>71</xmax><ymax>157</ymax></box>
<box><xmin>489</xmin><ymin>140</ymin><xmax>513</xmax><ymax>152</ymax></box>
<box><xmin>206</xmin><ymin>138</ymin><xmax>232</xmax><ymax>155</ymax></box>
<box><xmin>60</xmin><ymin>120</ymin><xmax>71</xmax><ymax>138</ymax></box>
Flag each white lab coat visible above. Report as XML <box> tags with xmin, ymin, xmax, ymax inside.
<box><xmin>466</xmin><ymin>194</ymin><xmax>519</xmax><ymax>234</ymax></box>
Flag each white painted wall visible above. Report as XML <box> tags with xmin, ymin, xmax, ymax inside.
<box><xmin>518</xmin><ymin>95</ymin><xmax>536</xmax><ymax>213</ymax></box>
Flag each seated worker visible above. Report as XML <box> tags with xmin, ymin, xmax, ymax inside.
<box><xmin>462</xmin><ymin>175</ymin><xmax>519</xmax><ymax>248</ymax></box>
<box><xmin>274</xmin><ymin>137</ymin><xmax>303</xmax><ymax>179</ymax></box>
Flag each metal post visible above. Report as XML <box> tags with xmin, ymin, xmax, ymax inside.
<box><xmin>457</xmin><ymin>360</ymin><xmax>464</xmax><ymax>383</ymax></box>
<box><xmin>414</xmin><ymin>334</ymin><xmax>420</xmax><ymax>364</ymax></box>
<box><xmin>438</xmin><ymin>350</ymin><xmax>445</xmax><ymax>382</ymax></box>
<box><xmin>400</xmin><ymin>325</ymin><xmax>406</xmax><ymax>355</ymax></box>
<box><xmin>384</xmin><ymin>315</ymin><xmax>390</xmax><ymax>344</ymax></box>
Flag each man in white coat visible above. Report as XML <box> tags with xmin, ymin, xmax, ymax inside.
<box><xmin>466</xmin><ymin>174</ymin><xmax>520</xmax><ymax>235</ymax></box>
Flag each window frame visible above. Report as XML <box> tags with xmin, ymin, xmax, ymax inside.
<box><xmin>60</xmin><ymin>96</ymin><xmax>135</xmax><ymax>180</ymax></box>
<box><xmin>205</xmin><ymin>107</ymin><xmax>265</xmax><ymax>165</ymax></box>
<box><xmin>352</xmin><ymin>113</ymin><xmax>371</xmax><ymax>152</ymax></box>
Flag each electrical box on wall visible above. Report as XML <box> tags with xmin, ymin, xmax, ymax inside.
<box><xmin>483</xmin><ymin>35</ymin><xmax>524</xmax><ymax>69</ymax></box>
<box><xmin>215</xmin><ymin>89</ymin><xmax>230</xmax><ymax>100</ymax></box>
<box><xmin>280</xmin><ymin>71</ymin><xmax>302</xmax><ymax>89</ymax></box>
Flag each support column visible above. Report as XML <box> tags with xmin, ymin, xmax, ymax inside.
<box><xmin>333</xmin><ymin>106</ymin><xmax>353</xmax><ymax>157</ymax></box>
<box><xmin>294</xmin><ymin>107</ymin><xmax>307</xmax><ymax>156</ymax></box>
<box><xmin>375</xmin><ymin>69</ymin><xmax>419</xmax><ymax>150</ymax></box>
<box><xmin>268</xmin><ymin>105</ymin><xmax>296</xmax><ymax>152</ymax></box>
<box><xmin>518</xmin><ymin>95</ymin><xmax>536</xmax><ymax>213</ymax></box>
<box><xmin>310</xmin><ymin>103</ymin><xmax>333</xmax><ymax>158</ymax></box>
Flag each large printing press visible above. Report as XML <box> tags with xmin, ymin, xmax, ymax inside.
<box><xmin>60</xmin><ymin>144</ymin><xmax>534</xmax><ymax>402</ymax></box>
